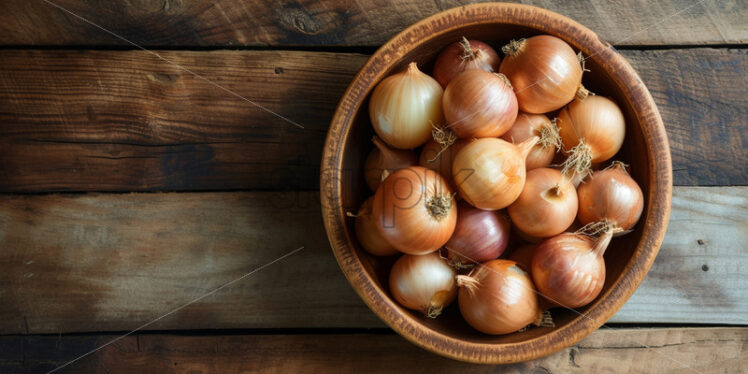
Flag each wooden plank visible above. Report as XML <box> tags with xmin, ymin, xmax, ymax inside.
<box><xmin>0</xmin><ymin>0</ymin><xmax>745</xmax><ymax>47</ymax></box>
<box><xmin>2</xmin><ymin>328</ymin><xmax>745</xmax><ymax>373</ymax></box>
<box><xmin>0</xmin><ymin>50</ymin><xmax>359</xmax><ymax>192</ymax></box>
<box><xmin>0</xmin><ymin>48</ymin><xmax>745</xmax><ymax>192</ymax></box>
<box><xmin>0</xmin><ymin>187</ymin><xmax>744</xmax><ymax>335</ymax></box>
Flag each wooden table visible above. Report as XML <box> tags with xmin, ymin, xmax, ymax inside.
<box><xmin>0</xmin><ymin>1</ymin><xmax>745</xmax><ymax>372</ymax></box>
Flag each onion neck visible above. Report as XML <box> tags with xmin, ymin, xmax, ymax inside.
<box><xmin>501</xmin><ymin>38</ymin><xmax>526</xmax><ymax>57</ymax></box>
<box><xmin>608</xmin><ymin>160</ymin><xmax>630</xmax><ymax>174</ymax></box>
<box><xmin>517</xmin><ymin>136</ymin><xmax>540</xmax><ymax>162</ymax></box>
<box><xmin>494</xmin><ymin>72</ymin><xmax>513</xmax><ymax>89</ymax></box>
<box><xmin>406</xmin><ymin>61</ymin><xmax>420</xmax><ymax>75</ymax></box>
<box><xmin>575</xmin><ymin>85</ymin><xmax>591</xmax><ymax>101</ymax></box>
<box><xmin>592</xmin><ymin>229</ymin><xmax>614</xmax><ymax>256</ymax></box>
<box><xmin>426</xmin><ymin>194</ymin><xmax>452</xmax><ymax>221</ymax></box>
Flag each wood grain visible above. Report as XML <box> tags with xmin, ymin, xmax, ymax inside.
<box><xmin>0</xmin><ymin>48</ymin><xmax>744</xmax><ymax>192</ymax></box>
<box><xmin>1</xmin><ymin>328</ymin><xmax>744</xmax><ymax>373</ymax></box>
<box><xmin>1</xmin><ymin>0</ymin><xmax>745</xmax><ymax>47</ymax></box>
<box><xmin>0</xmin><ymin>187</ymin><xmax>744</xmax><ymax>335</ymax></box>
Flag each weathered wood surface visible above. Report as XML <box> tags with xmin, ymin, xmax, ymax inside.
<box><xmin>0</xmin><ymin>48</ymin><xmax>745</xmax><ymax>191</ymax></box>
<box><xmin>1</xmin><ymin>0</ymin><xmax>745</xmax><ymax>47</ymax></box>
<box><xmin>0</xmin><ymin>187</ymin><xmax>744</xmax><ymax>335</ymax></box>
<box><xmin>0</xmin><ymin>328</ymin><xmax>744</xmax><ymax>374</ymax></box>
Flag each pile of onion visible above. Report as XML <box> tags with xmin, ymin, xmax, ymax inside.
<box><xmin>351</xmin><ymin>34</ymin><xmax>644</xmax><ymax>336</ymax></box>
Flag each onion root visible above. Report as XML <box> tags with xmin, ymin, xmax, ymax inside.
<box><xmin>502</xmin><ymin>39</ymin><xmax>526</xmax><ymax>56</ymax></box>
<box><xmin>426</xmin><ymin>195</ymin><xmax>452</xmax><ymax>221</ymax></box>
<box><xmin>562</xmin><ymin>141</ymin><xmax>593</xmax><ymax>185</ymax></box>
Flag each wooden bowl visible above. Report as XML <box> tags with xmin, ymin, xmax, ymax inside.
<box><xmin>321</xmin><ymin>3</ymin><xmax>672</xmax><ymax>364</ymax></box>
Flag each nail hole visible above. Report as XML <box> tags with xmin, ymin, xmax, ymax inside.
<box><xmin>697</xmin><ymin>239</ymin><xmax>705</xmax><ymax>245</ymax></box>
<box><xmin>701</xmin><ymin>264</ymin><xmax>709</xmax><ymax>272</ymax></box>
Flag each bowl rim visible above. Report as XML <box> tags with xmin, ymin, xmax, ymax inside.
<box><xmin>321</xmin><ymin>2</ymin><xmax>672</xmax><ymax>364</ymax></box>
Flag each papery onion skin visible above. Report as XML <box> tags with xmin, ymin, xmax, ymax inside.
<box><xmin>373</xmin><ymin>166</ymin><xmax>457</xmax><ymax>255</ymax></box>
<box><xmin>501</xmin><ymin>113</ymin><xmax>560</xmax><ymax>170</ymax></box>
<box><xmin>577</xmin><ymin>162</ymin><xmax>644</xmax><ymax>231</ymax></box>
<box><xmin>419</xmin><ymin>138</ymin><xmax>469</xmax><ymax>191</ymax></box>
<box><xmin>508</xmin><ymin>168</ymin><xmax>578</xmax><ymax>238</ymax></box>
<box><xmin>457</xmin><ymin>259</ymin><xmax>540</xmax><ymax>335</ymax></box>
<box><xmin>433</xmin><ymin>37</ymin><xmax>501</xmax><ymax>88</ymax></box>
<box><xmin>354</xmin><ymin>197</ymin><xmax>399</xmax><ymax>256</ymax></box>
<box><xmin>389</xmin><ymin>251</ymin><xmax>457</xmax><ymax>317</ymax></box>
<box><xmin>364</xmin><ymin>136</ymin><xmax>419</xmax><ymax>192</ymax></box>
<box><xmin>452</xmin><ymin>137</ymin><xmax>536</xmax><ymax>210</ymax></box>
<box><xmin>444</xmin><ymin>202</ymin><xmax>510</xmax><ymax>267</ymax></box>
<box><xmin>369</xmin><ymin>62</ymin><xmax>444</xmax><ymax>149</ymax></box>
<box><xmin>499</xmin><ymin>35</ymin><xmax>583</xmax><ymax>113</ymax></box>
<box><xmin>557</xmin><ymin>95</ymin><xmax>626</xmax><ymax>182</ymax></box>
<box><xmin>443</xmin><ymin>70</ymin><xmax>518</xmax><ymax>138</ymax></box>
<box><xmin>531</xmin><ymin>233</ymin><xmax>606</xmax><ymax>308</ymax></box>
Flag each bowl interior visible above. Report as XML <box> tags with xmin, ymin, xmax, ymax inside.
<box><xmin>339</xmin><ymin>24</ymin><xmax>648</xmax><ymax>344</ymax></box>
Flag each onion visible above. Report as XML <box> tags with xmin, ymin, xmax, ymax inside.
<box><xmin>452</xmin><ymin>137</ymin><xmax>537</xmax><ymax>210</ymax></box>
<box><xmin>499</xmin><ymin>35</ymin><xmax>584</xmax><ymax>113</ymax></box>
<box><xmin>369</xmin><ymin>62</ymin><xmax>444</xmax><ymax>149</ymax></box>
<box><xmin>558</xmin><ymin>95</ymin><xmax>626</xmax><ymax>184</ymax></box>
<box><xmin>352</xmin><ymin>197</ymin><xmax>398</xmax><ymax>256</ymax></box>
<box><xmin>531</xmin><ymin>232</ymin><xmax>610</xmax><ymax>308</ymax></box>
<box><xmin>433</xmin><ymin>37</ymin><xmax>501</xmax><ymax>88</ymax></box>
<box><xmin>501</xmin><ymin>113</ymin><xmax>561</xmax><ymax>170</ymax></box>
<box><xmin>418</xmin><ymin>138</ymin><xmax>469</xmax><ymax>191</ymax></box>
<box><xmin>373</xmin><ymin>166</ymin><xmax>457</xmax><ymax>255</ymax></box>
<box><xmin>389</xmin><ymin>251</ymin><xmax>457</xmax><ymax>317</ymax></box>
<box><xmin>577</xmin><ymin>161</ymin><xmax>644</xmax><ymax>231</ymax></box>
<box><xmin>508</xmin><ymin>168</ymin><xmax>578</xmax><ymax>238</ymax></box>
<box><xmin>457</xmin><ymin>259</ymin><xmax>541</xmax><ymax>334</ymax></box>
<box><xmin>443</xmin><ymin>70</ymin><xmax>518</xmax><ymax>138</ymax></box>
<box><xmin>444</xmin><ymin>202</ymin><xmax>510</xmax><ymax>268</ymax></box>
<box><xmin>364</xmin><ymin>136</ymin><xmax>419</xmax><ymax>192</ymax></box>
